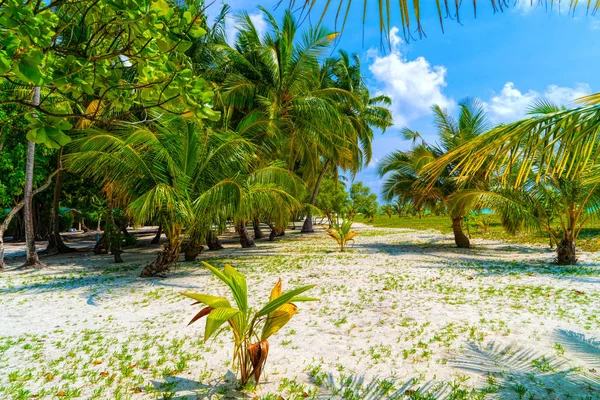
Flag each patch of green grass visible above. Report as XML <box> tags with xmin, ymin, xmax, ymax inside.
<box><xmin>356</xmin><ymin>214</ymin><xmax>600</xmax><ymax>251</ymax></box>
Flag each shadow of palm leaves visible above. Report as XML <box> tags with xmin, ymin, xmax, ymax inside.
<box><xmin>554</xmin><ymin>329</ymin><xmax>600</xmax><ymax>387</ymax></box>
<box><xmin>313</xmin><ymin>373</ymin><xmax>446</xmax><ymax>399</ymax></box>
<box><xmin>450</xmin><ymin>341</ymin><xmax>600</xmax><ymax>399</ymax></box>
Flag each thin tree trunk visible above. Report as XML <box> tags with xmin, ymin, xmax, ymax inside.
<box><xmin>206</xmin><ymin>230</ymin><xmax>223</xmax><ymax>251</ymax></box>
<box><xmin>150</xmin><ymin>225</ymin><xmax>162</xmax><ymax>244</ymax></box>
<box><xmin>21</xmin><ymin>87</ymin><xmax>45</xmax><ymax>269</ymax></box>
<box><xmin>556</xmin><ymin>235</ymin><xmax>577</xmax><ymax>265</ymax></box>
<box><xmin>46</xmin><ymin>149</ymin><xmax>74</xmax><ymax>254</ymax></box>
<box><xmin>0</xmin><ymin>235</ymin><xmax>4</xmax><ymax>272</ymax></box>
<box><xmin>253</xmin><ymin>217</ymin><xmax>265</xmax><ymax>240</ymax></box>
<box><xmin>236</xmin><ymin>221</ymin><xmax>256</xmax><ymax>248</ymax></box>
<box><xmin>302</xmin><ymin>160</ymin><xmax>330</xmax><ymax>234</ymax></box>
<box><xmin>93</xmin><ymin>234</ymin><xmax>108</xmax><ymax>254</ymax></box>
<box><xmin>0</xmin><ymin>169</ymin><xmax>60</xmax><ymax>270</ymax></box>
<box><xmin>452</xmin><ymin>217</ymin><xmax>470</xmax><ymax>249</ymax></box>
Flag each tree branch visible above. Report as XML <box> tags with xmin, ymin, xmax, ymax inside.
<box><xmin>0</xmin><ymin>168</ymin><xmax>62</xmax><ymax>234</ymax></box>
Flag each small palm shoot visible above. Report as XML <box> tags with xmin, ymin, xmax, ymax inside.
<box><xmin>326</xmin><ymin>217</ymin><xmax>357</xmax><ymax>252</ymax></box>
<box><xmin>181</xmin><ymin>262</ymin><xmax>317</xmax><ymax>387</ymax></box>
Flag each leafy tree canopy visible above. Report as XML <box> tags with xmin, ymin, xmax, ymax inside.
<box><xmin>0</xmin><ymin>0</ymin><xmax>219</xmax><ymax>148</ymax></box>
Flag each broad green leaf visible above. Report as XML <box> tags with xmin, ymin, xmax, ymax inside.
<box><xmin>204</xmin><ymin>307</ymin><xmax>240</xmax><ymax>341</ymax></box>
<box><xmin>26</xmin><ymin>128</ymin><xmax>46</xmax><ymax>144</ymax></box>
<box><xmin>0</xmin><ymin>53</ymin><xmax>11</xmax><ymax>75</ymax></box>
<box><xmin>189</xmin><ymin>24</ymin><xmax>206</xmax><ymax>39</ymax></box>
<box><xmin>151</xmin><ymin>0</ymin><xmax>170</xmax><ymax>16</ymax></box>
<box><xmin>180</xmin><ymin>293</ymin><xmax>231</xmax><ymax>308</ymax></box>
<box><xmin>257</xmin><ymin>285</ymin><xmax>317</xmax><ymax>317</ymax></box>
<box><xmin>46</xmin><ymin>128</ymin><xmax>72</xmax><ymax>148</ymax></box>
<box><xmin>16</xmin><ymin>49</ymin><xmax>44</xmax><ymax>85</ymax></box>
<box><xmin>223</xmin><ymin>264</ymin><xmax>247</xmax><ymax>312</ymax></box>
<box><xmin>261</xmin><ymin>302</ymin><xmax>297</xmax><ymax>341</ymax></box>
<box><xmin>202</xmin><ymin>261</ymin><xmax>231</xmax><ymax>286</ymax></box>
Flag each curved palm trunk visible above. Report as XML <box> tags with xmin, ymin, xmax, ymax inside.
<box><xmin>302</xmin><ymin>160</ymin><xmax>330</xmax><ymax>234</ymax></box>
<box><xmin>93</xmin><ymin>234</ymin><xmax>108</xmax><ymax>254</ymax></box>
<box><xmin>206</xmin><ymin>230</ymin><xmax>223</xmax><ymax>251</ymax></box>
<box><xmin>184</xmin><ymin>236</ymin><xmax>203</xmax><ymax>261</ymax></box>
<box><xmin>151</xmin><ymin>225</ymin><xmax>162</xmax><ymax>244</ymax></box>
<box><xmin>46</xmin><ymin>150</ymin><xmax>74</xmax><ymax>254</ymax></box>
<box><xmin>140</xmin><ymin>234</ymin><xmax>182</xmax><ymax>277</ymax></box>
<box><xmin>253</xmin><ymin>217</ymin><xmax>264</xmax><ymax>240</ymax></box>
<box><xmin>236</xmin><ymin>221</ymin><xmax>256</xmax><ymax>248</ymax></box>
<box><xmin>452</xmin><ymin>217</ymin><xmax>470</xmax><ymax>248</ymax></box>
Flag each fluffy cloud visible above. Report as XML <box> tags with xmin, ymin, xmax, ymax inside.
<box><xmin>483</xmin><ymin>82</ymin><xmax>591</xmax><ymax>123</ymax></box>
<box><xmin>368</xmin><ymin>27</ymin><xmax>454</xmax><ymax>127</ymax></box>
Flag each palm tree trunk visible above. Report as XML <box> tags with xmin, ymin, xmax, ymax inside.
<box><xmin>150</xmin><ymin>224</ymin><xmax>162</xmax><ymax>244</ymax></box>
<box><xmin>236</xmin><ymin>221</ymin><xmax>256</xmax><ymax>248</ymax></box>
<box><xmin>46</xmin><ymin>149</ymin><xmax>73</xmax><ymax>254</ymax></box>
<box><xmin>140</xmin><ymin>235</ymin><xmax>182</xmax><ymax>277</ymax></box>
<box><xmin>452</xmin><ymin>217</ymin><xmax>470</xmax><ymax>248</ymax></box>
<box><xmin>302</xmin><ymin>160</ymin><xmax>330</xmax><ymax>234</ymax></box>
<box><xmin>184</xmin><ymin>235</ymin><xmax>203</xmax><ymax>261</ymax></box>
<box><xmin>206</xmin><ymin>230</ymin><xmax>223</xmax><ymax>250</ymax></box>
<box><xmin>21</xmin><ymin>87</ymin><xmax>45</xmax><ymax>269</ymax></box>
<box><xmin>184</xmin><ymin>243</ymin><xmax>203</xmax><ymax>261</ymax></box>
<box><xmin>556</xmin><ymin>234</ymin><xmax>577</xmax><ymax>265</ymax></box>
<box><xmin>253</xmin><ymin>217</ymin><xmax>265</xmax><ymax>240</ymax></box>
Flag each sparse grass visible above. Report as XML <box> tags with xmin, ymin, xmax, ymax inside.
<box><xmin>356</xmin><ymin>214</ymin><xmax>600</xmax><ymax>252</ymax></box>
<box><xmin>1</xmin><ymin>226</ymin><xmax>598</xmax><ymax>399</ymax></box>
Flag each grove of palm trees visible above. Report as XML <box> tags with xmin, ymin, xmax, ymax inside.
<box><xmin>1</xmin><ymin>1</ymin><xmax>600</xmax><ymax>399</ymax></box>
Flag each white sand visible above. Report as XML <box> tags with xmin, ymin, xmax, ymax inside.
<box><xmin>1</xmin><ymin>225</ymin><xmax>599</xmax><ymax>399</ymax></box>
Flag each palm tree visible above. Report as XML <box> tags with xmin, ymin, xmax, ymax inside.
<box><xmin>65</xmin><ymin>117</ymin><xmax>254</xmax><ymax>276</ymax></box>
<box><xmin>195</xmin><ymin>166</ymin><xmax>304</xmax><ymax>248</ymax></box>
<box><xmin>432</xmin><ymin>100</ymin><xmax>600</xmax><ymax>264</ymax></box>
<box><xmin>378</xmin><ymin>99</ymin><xmax>489</xmax><ymax>248</ymax></box>
<box><xmin>301</xmin><ymin>51</ymin><xmax>392</xmax><ymax>232</ymax></box>
<box><xmin>206</xmin><ymin>10</ymin><xmax>387</xmax><ymax>235</ymax></box>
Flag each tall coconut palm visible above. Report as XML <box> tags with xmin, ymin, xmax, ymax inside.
<box><xmin>209</xmin><ymin>9</ymin><xmax>382</xmax><ymax>235</ymax></box>
<box><xmin>378</xmin><ymin>98</ymin><xmax>489</xmax><ymax>248</ymax></box>
<box><xmin>431</xmin><ymin>100</ymin><xmax>600</xmax><ymax>264</ymax></box>
<box><xmin>300</xmin><ymin>51</ymin><xmax>392</xmax><ymax>233</ymax></box>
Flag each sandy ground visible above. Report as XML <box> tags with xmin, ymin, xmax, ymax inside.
<box><xmin>1</xmin><ymin>224</ymin><xmax>600</xmax><ymax>399</ymax></box>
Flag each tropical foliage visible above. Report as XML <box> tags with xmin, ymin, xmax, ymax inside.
<box><xmin>291</xmin><ymin>1</ymin><xmax>591</xmax><ymax>40</ymax></box>
<box><xmin>326</xmin><ymin>216</ymin><xmax>357</xmax><ymax>252</ymax></box>
<box><xmin>378</xmin><ymin>99</ymin><xmax>490</xmax><ymax>248</ymax></box>
<box><xmin>427</xmin><ymin>100</ymin><xmax>600</xmax><ymax>263</ymax></box>
<box><xmin>181</xmin><ymin>262</ymin><xmax>317</xmax><ymax>386</ymax></box>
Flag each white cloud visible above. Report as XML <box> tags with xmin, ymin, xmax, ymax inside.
<box><xmin>225</xmin><ymin>12</ymin><xmax>267</xmax><ymax>46</ymax></box>
<box><xmin>483</xmin><ymin>82</ymin><xmax>591</xmax><ymax>124</ymax></box>
<box><xmin>368</xmin><ymin>27</ymin><xmax>454</xmax><ymax>127</ymax></box>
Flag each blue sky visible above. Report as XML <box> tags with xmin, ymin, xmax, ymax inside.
<box><xmin>208</xmin><ymin>1</ymin><xmax>600</xmax><ymax>201</ymax></box>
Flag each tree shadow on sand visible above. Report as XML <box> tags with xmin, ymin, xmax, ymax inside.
<box><xmin>313</xmin><ymin>374</ymin><xmax>446</xmax><ymax>399</ymax></box>
<box><xmin>150</xmin><ymin>372</ymin><xmax>250</xmax><ymax>399</ymax></box>
<box><xmin>356</xmin><ymin>240</ymin><xmax>600</xmax><ymax>284</ymax></box>
<box><xmin>449</xmin><ymin>337</ymin><xmax>600</xmax><ymax>399</ymax></box>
